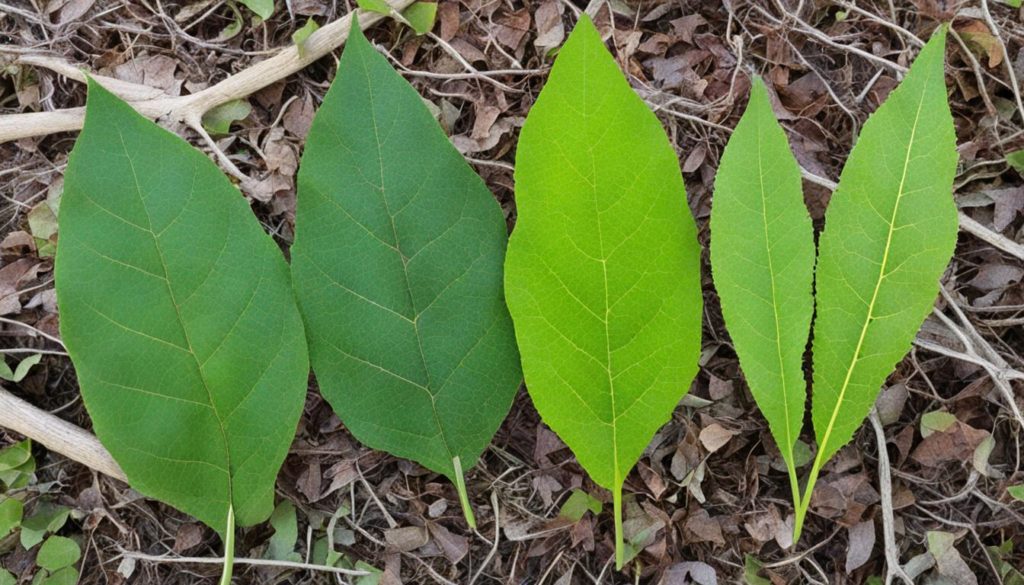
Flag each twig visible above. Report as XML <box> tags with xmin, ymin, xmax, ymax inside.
<box><xmin>467</xmin><ymin>491</ymin><xmax>501</xmax><ymax>585</ymax></box>
<box><xmin>121</xmin><ymin>550</ymin><xmax>371</xmax><ymax>577</ymax></box>
<box><xmin>0</xmin><ymin>385</ymin><xmax>126</xmax><ymax>482</ymax></box>
<box><xmin>867</xmin><ymin>408</ymin><xmax>914</xmax><ymax>585</ymax></box>
<box><xmin>0</xmin><ymin>1</ymin><xmax>416</xmax><ymax>143</ymax></box>
<box><xmin>980</xmin><ymin>0</ymin><xmax>1024</xmax><ymax>123</ymax></box>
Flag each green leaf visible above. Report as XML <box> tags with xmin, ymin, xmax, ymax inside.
<box><xmin>1006</xmin><ymin>149</ymin><xmax>1024</xmax><ymax>173</ymax></box>
<box><xmin>36</xmin><ymin>536</ymin><xmax>81</xmax><ymax>571</ymax></box>
<box><xmin>0</xmin><ymin>569</ymin><xmax>13</xmax><ymax>585</ymax></box>
<box><xmin>1007</xmin><ymin>484</ymin><xmax>1024</xmax><ymax>502</ymax></box>
<box><xmin>503</xmin><ymin>16</ymin><xmax>702</xmax><ymax>568</ymax></box>
<box><xmin>799</xmin><ymin>28</ymin><xmax>958</xmax><ymax>537</ymax></box>
<box><xmin>264</xmin><ymin>501</ymin><xmax>301</xmax><ymax>562</ymax></box>
<box><xmin>356</xmin><ymin>0</ymin><xmax>392</xmax><ymax>14</ymax></box>
<box><xmin>402</xmin><ymin>2</ymin><xmax>437</xmax><ymax>35</ymax></box>
<box><xmin>33</xmin><ymin>568</ymin><xmax>78</xmax><ymax>585</ymax></box>
<box><xmin>238</xmin><ymin>0</ymin><xmax>273</xmax><ymax>19</ymax></box>
<box><xmin>558</xmin><ymin>489</ymin><xmax>602</xmax><ymax>522</ymax></box>
<box><xmin>0</xmin><ymin>353</ymin><xmax>42</xmax><ymax>383</ymax></box>
<box><xmin>292</xmin><ymin>19</ymin><xmax>320</xmax><ymax>58</ymax></box>
<box><xmin>20</xmin><ymin>503</ymin><xmax>68</xmax><ymax>550</ymax></box>
<box><xmin>28</xmin><ymin>191</ymin><xmax>60</xmax><ymax>258</ymax></box>
<box><xmin>0</xmin><ymin>497</ymin><xmax>23</xmax><ymax>538</ymax></box>
<box><xmin>0</xmin><ymin>440</ymin><xmax>35</xmax><ymax>489</ymax></box>
<box><xmin>710</xmin><ymin>76</ymin><xmax>814</xmax><ymax>499</ymax></box>
<box><xmin>1000</xmin><ymin>0</ymin><xmax>1022</xmax><ymax>9</ymax></box>
<box><xmin>55</xmin><ymin>79</ymin><xmax>309</xmax><ymax>534</ymax></box>
<box><xmin>744</xmin><ymin>555</ymin><xmax>771</xmax><ymax>585</ymax></box>
<box><xmin>921</xmin><ymin>410</ymin><xmax>957</xmax><ymax>437</ymax></box>
<box><xmin>291</xmin><ymin>21</ymin><xmax>521</xmax><ymax>528</ymax></box>
<box><xmin>201</xmin><ymin>99</ymin><xmax>252</xmax><ymax>136</ymax></box>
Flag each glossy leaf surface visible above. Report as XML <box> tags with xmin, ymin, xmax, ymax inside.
<box><xmin>56</xmin><ymin>80</ymin><xmax>309</xmax><ymax>532</ymax></box>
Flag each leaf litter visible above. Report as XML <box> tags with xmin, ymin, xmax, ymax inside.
<box><xmin>1</xmin><ymin>0</ymin><xmax>1024</xmax><ymax>583</ymax></box>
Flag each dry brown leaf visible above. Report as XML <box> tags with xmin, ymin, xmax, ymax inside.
<box><xmin>845</xmin><ymin>520</ymin><xmax>875</xmax><ymax>573</ymax></box>
<box><xmin>699</xmin><ymin>422</ymin><xmax>737</xmax><ymax>453</ymax></box>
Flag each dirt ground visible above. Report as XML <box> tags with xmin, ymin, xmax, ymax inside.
<box><xmin>1</xmin><ymin>0</ymin><xmax>1024</xmax><ymax>583</ymax></box>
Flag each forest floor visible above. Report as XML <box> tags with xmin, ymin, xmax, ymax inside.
<box><xmin>2</xmin><ymin>0</ymin><xmax>1024</xmax><ymax>583</ymax></box>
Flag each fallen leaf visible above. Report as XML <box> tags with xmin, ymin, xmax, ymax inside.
<box><xmin>845</xmin><ymin>520</ymin><xmax>875</xmax><ymax>573</ymax></box>
<box><xmin>699</xmin><ymin>423</ymin><xmax>737</xmax><ymax>453</ymax></box>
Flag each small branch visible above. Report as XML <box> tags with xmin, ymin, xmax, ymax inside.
<box><xmin>0</xmin><ymin>385</ymin><xmax>126</xmax><ymax>482</ymax></box>
<box><xmin>0</xmin><ymin>2</ymin><xmax>416</xmax><ymax>144</ymax></box>
<box><xmin>121</xmin><ymin>550</ymin><xmax>371</xmax><ymax>577</ymax></box>
<box><xmin>868</xmin><ymin>408</ymin><xmax>914</xmax><ymax>585</ymax></box>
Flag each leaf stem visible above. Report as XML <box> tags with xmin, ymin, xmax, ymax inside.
<box><xmin>613</xmin><ymin>487</ymin><xmax>624</xmax><ymax>570</ymax></box>
<box><xmin>452</xmin><ymin>456</ymin><xmax>476</xmax><ymax>530</ymax></box>
<box><xmin>218</xmin><ymin>505</ymin><xmax>235</xmax><ymax>585</ymax></box>
<box><xmin>793</xmin><ymin>449</ymin><xmax>827</xmax><ymax>544</ymax></box>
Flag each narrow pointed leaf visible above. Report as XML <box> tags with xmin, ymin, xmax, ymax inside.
<box><xmin>710</xmin><ymin>78</ymin><xmax>814</xmax><ymax>469</ymax></box>
<box><xmin>291</xmin><ymin>23</ymin><xmax>521</xmax><ymax>492</ymax></box>
<box><xmin>811</xmin><ymin>29</ymin><xmax>957</xmax><ymax>465</ymax></box>
<box><xmin>55</xmin><ymin>80</ymin><xmax>309</xmax><ymax>532</ymax></box>
<box><xmin>504</xmin><ymin>15</ymin><xmax>702</xmax><ymax>563</ymax></box>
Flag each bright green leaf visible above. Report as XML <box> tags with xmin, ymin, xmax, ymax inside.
<box><xmin>558</xmin><ymin>489</ymin><xmax>602</xmax><ymax>522</ymax></box>
<box><xmin>0</xmin><ymin>497</ymin><xmax>23</xmax><ymax>538</ymax></box>
<box><xmin>238</xmin><ymin>0</ymin><xmax>273</xmax><ymax>19</ymax></box>
<box><xmin>1008</xmin><ymin>484</ymin><xmax>1024</xmax><ymax>501</ymax></box>
<box><xmin>402</xmin><ymin>2</ymin><xmax>437</xmax><ymax>35</ymax></box>
<box><xmin>291</xmin><ymin>21</ymin><xmax>521</xmax><ymax>528</ymax></box>
<box><xmin>921</xmin><ymin>410</ymin><xmax>958</xmax><ymax>437</ymax></box>
<box><xmin>503</xmin><ymin>16</ymin><xmax>702</xmax><ymax>568</ymax></box>
<box><xmin>292</xmin><ymin>19</ymin><xmax>320</xmax><ymax>58</ymax></box>
<box><xmin>0</xmin><ymin>569</ymin><xmax>13</xmax><ymax>585</ymax></box>
<box><xmin>1006</xmin><ymin>149</ymin><xmax>1024</xmax><ymax>173</ymax></box>
<box><xmin>55</xmin><ymin>79</ymin><xmax>309</xmax><ymax>534</ymax></box>
<box><xmin>201</xmin><ymin>99</ymin><xmax>252</xmax><ymax>136</ymax></box>
<box><xmin>710</xmin><ymin>76</ymin><xmax>814</xmax><ymax>503</ymax></box>
<box><xmin>1001</xmin><ymin>0</ymin><xmax>1022</xmax><ymax>8</ymax></box>
<box><xmin>356</xmin><ymin>0</ymin><xmax>392</xmax><ymax>14</ymax></box>
<box><xmin>36</xmin><ymin>536</ymin><xmax>81</xmax><ymax>571</ymax></box>
<box><xmin>800</xmin><ymin>28</ymin><xmax>958</xmax><ymax>538</ymax></box>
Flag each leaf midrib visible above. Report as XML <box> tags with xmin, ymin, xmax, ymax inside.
<box><xmin>753</xmin><ymin>108</ymin><xmax>797</xmax><ymax>462</ymax></box>
<box><xmin>816</xmin><ymin>62</ymin><xmax>934</xmax><ymax>457</ymax></box>
<box><xmin>359</xmin><ymin>49</ymin><xmax>458</xmax><ymax>468</ymax></box>
<box><xmin>116</xmin><ymin>127</ymin><xmax>236</xmax><ymax>506</ymax></box>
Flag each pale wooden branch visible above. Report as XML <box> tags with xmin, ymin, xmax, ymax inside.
<box><xmin>0</xmin><ymin>385</ymin><xmax>126</xmax><ymax>482</ymax></box>
<box><xmin>0</xmin><ymin>2</ymin><xmax>416</xmax><ymax>143</ymax></box>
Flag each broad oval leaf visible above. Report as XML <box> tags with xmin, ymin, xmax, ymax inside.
<box><xmin>290</xmin><ymin>21</ymin><xmax>522</xmax><ymax>510</ymax></box>
<box><xmin>710</xmin><ymin>77</ymin><xmax>814</xmax><ymax>474</ymax></box>
<box><xmin>504</xmin><ymin>15</ymin><xmax>702</xmax><ymax>564</ymax></box>
<box><xmin>811</xmin><ymin>29</ymin><xmax>957</xmax><ymax>465</ymax></box>
<box><xmin>55</xmin><ymin>80</ymin><xmax>309</xmax><ymax>532</ymax></box>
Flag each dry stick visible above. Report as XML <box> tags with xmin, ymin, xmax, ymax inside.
<box><xmin>120</xmin><ymin>550</ymin><xmax>371</xmax><ymax>577</ymax></box>
<box><xmin>0</xmin><ymin>385</ymin><xmax>126</xmax><ymax>482</ymax></box>
<box><xmin>0</xmin><ymin>1</ymin><xmax>417</xmax><ymax>144</ymax></box>
<box><xmin>867</xmin><ymin>409</ymin><xmax>914</xmax><ymax>585</ymax></box>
